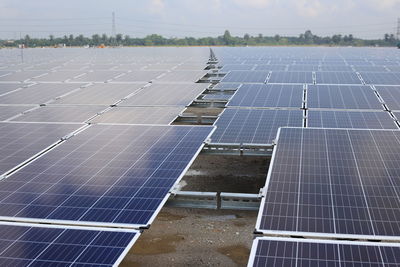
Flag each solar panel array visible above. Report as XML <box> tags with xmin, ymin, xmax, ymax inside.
<box><xmin>0</xmin><ymin>47</ymin><xmax>212</xmax><ymax>264</ymax></box>
<box><xmin>0</xmin><ymin>222</ymin><xmax>139</xmax><ymax>266</ymax></box>
<box><xmin>248</xmin><ymin>237</ymin><xmax>400</xmax><ymax>267</ymax></box>
<box><xmin>211</xmin><ymin>47</ymin><xmax>400</xmax><ymax>266</ymax></box>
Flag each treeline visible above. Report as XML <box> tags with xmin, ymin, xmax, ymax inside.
<box><xmin>1</xmin><ymin>30</ymin><xmax>399</xmax><ymax>47</ymax></box>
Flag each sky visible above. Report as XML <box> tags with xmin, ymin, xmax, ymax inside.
<box><xmin>0</xmin><ymin>0</ymin><xmax>399</xmax><ymax>39</ymax></box>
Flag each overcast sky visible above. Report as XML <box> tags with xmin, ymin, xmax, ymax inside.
<box><xmin>0</xmin><ymin>0</ymin><xmax>399</xmax><ymax>39</ymax></box>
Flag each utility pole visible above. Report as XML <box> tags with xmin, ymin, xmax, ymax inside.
<box><xmin>397</xmin><ymin>18</ymin><xmax>400</xmax><ymax>40</ymax></box>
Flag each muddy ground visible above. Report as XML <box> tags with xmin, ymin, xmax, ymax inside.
<box><xmin>121</xmin><ymin>208</ymin><xmax>258</xmax><ymax>267</ymax></box>
<box><xmin>120</xmin><ymin>153</ymin><xmax>268</xmax><ymax>266</ymax></box>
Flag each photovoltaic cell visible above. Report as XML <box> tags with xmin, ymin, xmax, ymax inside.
<box><xmin>0</xmin><ymin>122</ymin><xmax>81</xmax><ymax>175</ymax></box>
<box><xmin>228</xmin><ymin>84</ymin><xmax>303</xmax><ymax>108</ymax></box>
<box><xmin>257</xmin><ymin>127</ymin><xmax>400</xmax><ymax>239</ymax></box>
<box><xmin>220</xmin><ymin>64</ymin><xmax>254</xmax><ymax>72</ymax></box>
<box><xmin>211</xmin><ymin>109</ymin><xmax>304</xmax><ymax>145</ymax></box>
<box><xmin>32</xmin><ymin>70</ymin><xmax>86</xmax><ymax>82</ymax></box>
<box><xmin>221</xmin><ymin>71</ymin><xmax>269</xmax><ymax>83</ymax></box>
<box><xmin>0</xmin><ymin>83</ymin><xmax>30</xmax><ymax>95</ymax></box>
<box><xmin>0</xmin><ymin>106</ymin><xmax>36</xmax><ymax>121</ymax></box>
<box><xmin>121</xmin><ymin>83</ymin><xmax>207</xmax><ymax>106</ymax></box>
<box><xmin>202</xmin><ymin>93</ymin><xmax>233</xmax><ymax>101</ymax></box>
<box><xmin>11</xmin><ymin>105</ymin><xmax>106</xmax><ymax>123</ymax></box>
<box><xmin>72</xmin><ymin>71</ymin><xmax>125</xmax><ymax>82</ymax></box>
<box><xmin>90</xmin><ymin>106</ymin><xmax>184</xmax><ymax>124</ymax></box>
<box><xmin>315</xmin><ymin>71</ymin><xmax>362</xmax><ymax>84</ymax></box>
<box><xmin>254</xmin><ymin>65</ymin><xmax>287</xmax><ymax>71</ymax></box>
<box><xmin>0</xmin><ymin>83</ymin><xmax>85</xmax><ymax>105</ymax></box>
<box><xmin>156</xmin><ymin>70</ymin><xmax>207</xmax><ymax>82</ymax></box>
<box><xmin>0</xmin><ymin>71</ymin><xmax>48</xmax><ymax>82</ymax></box>
<box><xmin>0</xmin><ymin>124</ymin><xmax>213</xmax><ymax>228</ymax></box>
<box><xmin>112</xmin><ymin>71</ymin><xmax>165</xmax><ymax>82</ymax></box>
<box><xmin>361</xmin><ymin>72</ymin><xmax>400</xmax><ymax>85</ymax></box>
<box><xmin>248</xmin><ymin>237</ymin><xmax>400</xmax><ymax>267</ymax></box>
<box><xmin>307</xmin><ymin>110</ymin><xmax>397</xmax><ymax>129</ymax></box>
<box><xmin>54</xmin><ymin>83</ymin><xmax>145</xmax><ymax>105</ymax></box>
<box><xmin>268</xmin><ymin>71</ymin><xmax>313</xmax><ymax>84</ymax></box>
<box><xmin>0</xmin><ymin>222</ymin><xmax>139</xmax><ymax>266</ymax></box>
<box><xmin>307</xmin><ymin>85</ymin><xmax>383</xmax><ymax>110</ymax></box>
<box><xmin>375</xmin><ymin>86</ymin><xmax>400</xmax><ymax>110</ymax></box>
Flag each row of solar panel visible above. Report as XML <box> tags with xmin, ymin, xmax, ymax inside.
<box><xmin>211</xmin><ymin>83</ymin><xmax>400</xmax><ymax>112</ymax></box>
<box><xmin>210</xmin><ymin>109</ymin><xmax>399</xmax><ymax>145</ymax></box>
<box><xmin>220</xmin><ymin>63</ymin><xmax>400</xmax><ymax>72</ymax></box>
<box><xmin>220</xmin><ymin>70</ymin><xmax>400</xmax><ymax>85</ymax></box>
<box><xmin>0</xmin><ymin>70</ymin><xmax>207</xmax><ymax>83</ymax></box>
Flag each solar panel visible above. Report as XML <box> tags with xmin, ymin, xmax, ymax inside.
<box><xmin>156</xmin><ymin>70</ymin><xmax>207</xmax><ymax>83</ymax></box>
<box><xmin>375</xmin><ymin>86</ymin><xmax>400</xmax><ymax>111</ymax></box>
<box><xmin>221</xmin><ymin>71</ymin><xmax>269</xmax><ymax>83</ymax></box>
<box><xmin>307</xmin><ymin>85</ymin><xmax>383</xmax><ymax>110</ymax></box>
<box><xmin>0</xmin><ymin>124</ymin><xmax>213</xmax><ymax>228</ymax></box>
<box><xmin>0</xmin><ymin>71</ymin><xmax>48</xmax><ymax>82</ymax></box>
<box><xmin>0</xmin><ymin>106</ymin><xmax>36</xmax><ymax>121</ymax></box>
<box><xmin>54</xmin><ymin>83</ymin><xmax>145</xmax><ymax>105</ymax></box>
<box><xmin>0</xmin><ymin>83</ymin><xmax>85</xmax><ymax>105</ymax></box>
<box><xmin>353</xmin><ymin>65</ymin><xmax>388</xmax><ymax>72</ymax></box>
<box><xmin>0</xmin><ymin>122</ymin><xmax>81</xmax><ymax>176</ymax></box>
<box><xmin>112</xmin><ymin>71</ymin><xmax>165</xmax><ymax>82</ymax></box>
<box><xmin>361</xmin><ymin>72</ymin><xmax>400</xmax><ymax>85</ymax></box>
<box><xmin>248</xmin><ymin>237</ymin><xmax>400</xmax><ymax>267</ymax></box>
<box><xmin>121</xmin><ymin>83</ymin><xmax>207</xmax><ymax>106</ymax></box>
<box><xmin>220</xmin><ymin>64</ymin><xmax>254</xmax><ymax>72</ymax></box>
<box><xmin>212</xmin><ymin>83</ymin><xmax>242</xmax><ymax>91</ymax></box>
<box><xmin>0</xmin><ymin>222</ymin><xmax>139</xmax><ymax>266</ymax></box>
<box><xmin>32</xmin><ymin>71</ymin><xmax>86</xmax><ymax>82</ymax></box>
<box><xmin>287</xmin><ymin>65</ymin><xmax>318</xmax><ymax>72</ymax></box>
<box><xmin>11</xmin><ymin>105</ymin><xmax>106</xmax><ymax>123</ymax></box>
<box><xmin>72</xmin><ymin>71</ymin><xmax>125</xmax><ymax>82</ymax></box>
<box><xmin>0</xmin><ymin>83</ymin><xmax>30</xmax><ymax>95</ymax></box>
<box><xmin>90</xmin><ymin>106</ymin><xmax>183</xmax><ymax>124</ymax></box>
<box><xmin>268</xmin><ymin>71</ymin><xmax>313</xmax><ymax>84</ymax></box>
<box><xmin>228</xmin><ymin>84</ymin><xmax>304</xmax><ymax>108</ymax></box>
<box><xmin>254</xmin><ymin>65</ymin><xmax>287</xmax><ymax>71</ymax></box>
<box><xmin>308</xmin><ymin>110</ymin><xmax>397</xmax><ymax>129</ymax></box>
<box><xmin>319</xmin><ymin>65</ymin><xmax>353</xmax><ymax>72</ymax></box>
<box><xmin>315</xmin><ymin>71</ymin><xmax>362</xmax><ymax>84</ymax></box>
<box><xmin>211</xmin><ymin>109</ymin><xmax>304</xmax><ymax>145</ymax></box>
<box><xmin>256</xmin><ymin>127</ymin><xmax>400</xmax><ymax>240</ymax></box>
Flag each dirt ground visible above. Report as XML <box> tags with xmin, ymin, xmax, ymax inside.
<box><xmin>121</xmin><ymin>207</ymin><xmax>258</xmax><ymax>267</ymax></box>
<box><xmin>120</xmin><ymin>154</ymin><xmax>268</xmax><ymax>266</ymax></box>
<box><xmin>181</xmin><ymin>154</ymin><xmax>269</xmax><ymax>193</ymax></box>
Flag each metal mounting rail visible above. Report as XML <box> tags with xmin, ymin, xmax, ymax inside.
<box><xmin>175</xmin><ymin>115</ymin><xmax>218</xmax><ymax>125</ymax></box>
<box><xmin>191</xmin><ymin>100</ymin><xmax>227</xmax><ymax>108</ymax></box>
<box><xmin>202</xmin><ymin>143</ymin><xmax>274</xmax><ymax>157</ymax></box>
<box><xmin>166</xmin><ymin>191</ymin><xmax>262</xmax><ymax>210</ymax></box>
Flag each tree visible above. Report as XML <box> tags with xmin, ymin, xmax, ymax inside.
<box><xmin>92</xmin><ymin>34</ymin><xmax>100</xmax><ymax>46</ymax></box>
<box><xmin>116</xmin><ymin>34</ymin><xmax>123</xmax><ymax>45</ymax></box>
<box><xmin>274</xmin><ymin>34</ymin><xmax>280</xmax><ymax>42</ymax></box>
<box><xmin>223</xmin><ymin>30</ymin><xmax>233</xmax><ymax>45</ymax></box>
<box><xmin>244</xmin><ymin>33</ymin><xmax>250</xmax><ymax>45</ymax></box>
<box><xmin>332</xmin><ymin>34</ymin><xmax>342</xmax><ymax>44</ymax></box>
<box><xmin>24</xmin><ymin>35</ymin><xmax>31</xmax><ymax>47</ymax></box>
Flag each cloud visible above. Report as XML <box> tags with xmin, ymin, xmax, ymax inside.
<box><xmin>366</xmin><ymin>0</ymin><xmax>400</xmax><ymax>9</ymax></box>
<box><xmin>294</xmin><ymin>0</ymin><xmax>325</xmax><ymax>17</ymax></box>
<box><xmin>148</xmin><ymin>0</ymin><xmax>165</xmax><ymax>14</ymax></box>
<box><xmin>233</xmin><ymin>0</ymin><xmax>272</xmax><ymax>8</ymax></box>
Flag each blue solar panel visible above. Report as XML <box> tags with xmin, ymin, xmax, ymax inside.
<box><xmin>248</xmin><ymin>237</ymin><xmax>400</xmax><ymax>267</ymax></box>
<box><xmin>315</xmin><ymin>71</ymin><xmax>362</xmax><ymax>84</ymax></box>
<box><xmin>0</xmin><ymin>124</ymin><xmax>213</xmax><ymax>228</ymax></box>
<box><xmin>361</xmin><ymin>72</ymin><xmax>400</xmax><ymax>85</ymax></box>
<box><xmin>220</xmin><ymin>71</ymin><xmax>269</xmax><ymax>83</ymax></box>
<box><xmin>307</xmin><ymin>110</ymin><xmax>397</xmax><ymax>129</ymax></box>
<box><xmin>257</xmin><ymin>127</ymin><xmax>400</xmax><ymax>240</ymax></box>
<box><xmin>375</xmin><ymin>86</ymin><xmax>400</xmax><ymax>110</ymax></box>
<box><xmin>211</xmin><ymin>109</ymin><xmax>304</xmax><ymax>145</ymax></box>
<box><xmin>0</xmin><ymin>122</ymin><xmax>81</xmax><ymax>176</ymax></box>
<box><xmin>0</xmin><ymin>222</ymin><xmax>139</xmax><ymax>266</ymax></box>
<box><xmin>228</xmin><ymin>84</ymin><xmax>304</xmax><ymax>108</ymax></box>
<box><xmin>219</xmin><ymin>64</ymin><xmax>254</xmax><ymax>72</ymax></box>
<box><xmin>268</xmin><ymin>71</ymin><xmax>313</xmax><ymax>84</ymax></box>
<box><xmin>307</xmin><ymin>85</ymin><xmax>383</xmax><ymax>110</ymax></box>
<box><xmin>254</xmin><ymin>65</ymin><xmax>287</xmax><ymax>71</ymax></box>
